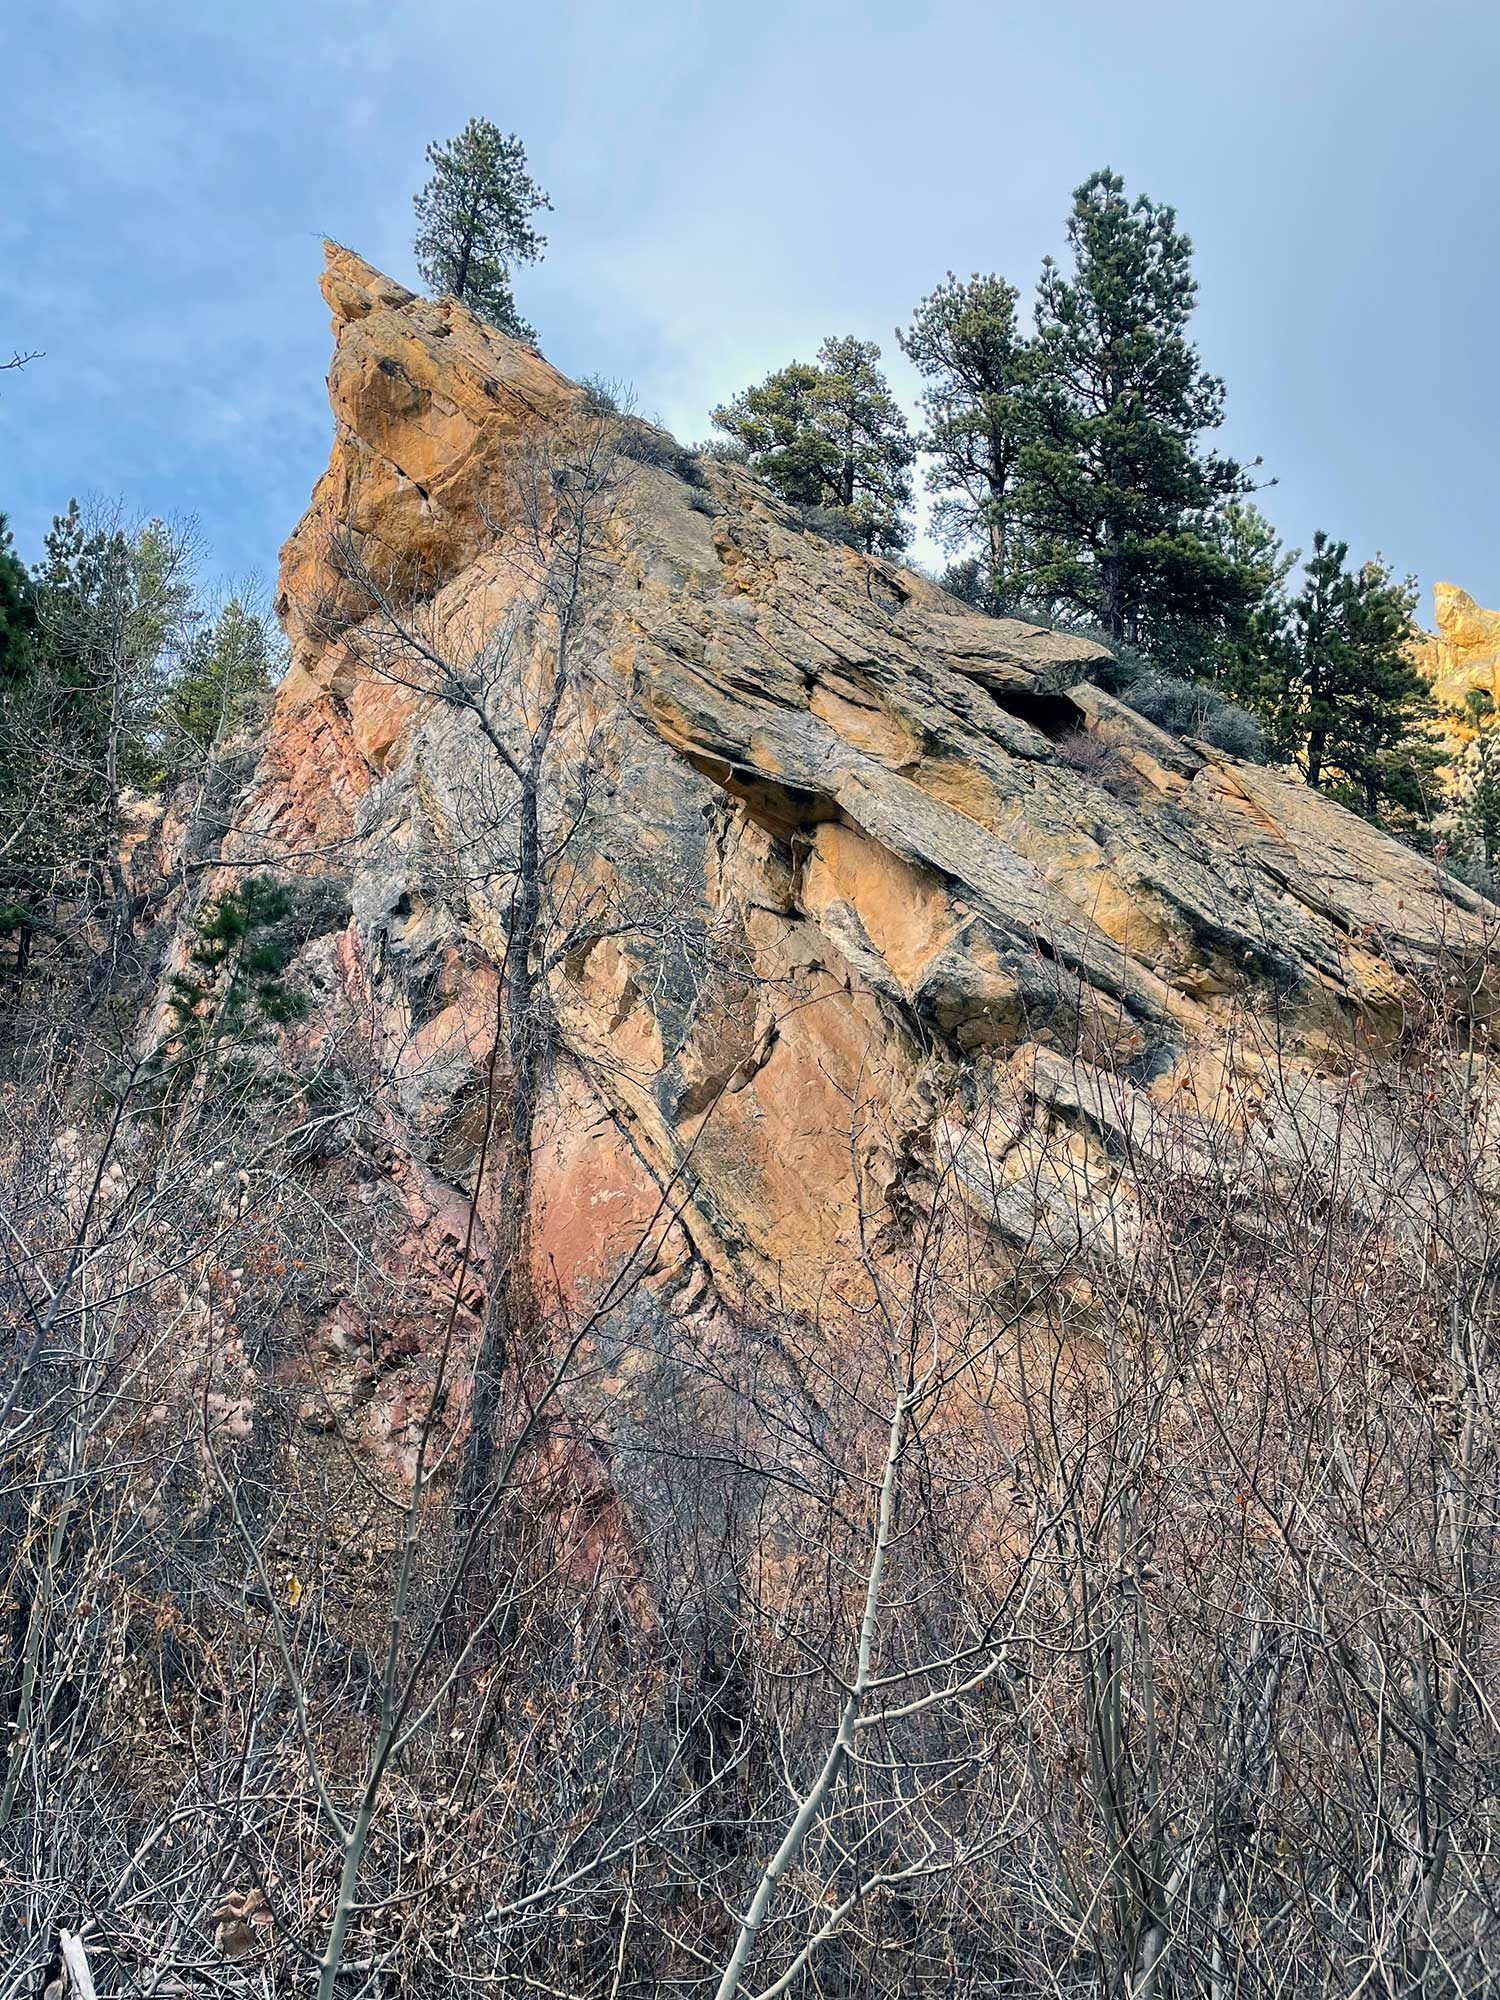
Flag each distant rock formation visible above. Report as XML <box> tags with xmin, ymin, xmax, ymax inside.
<box><xmin>1413</xmin><ymin>581</ymin><xmax>1500</xmax><ymax>724</ymax></box>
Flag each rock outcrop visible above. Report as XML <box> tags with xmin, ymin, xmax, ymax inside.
<box><xmin>1413</xmin><ymin>583</ymin><xmax>1500</xmax><ymax>777</ymax></box>
<box><xmin>1413</xmin><ymin>581</ymin><xmax>1500</xmax><ymax>716</ymax></box>
<box><xmin>212</xmin><ymin>244</ymin><xmax>1496</xmax><ymax>1453</ymax></box>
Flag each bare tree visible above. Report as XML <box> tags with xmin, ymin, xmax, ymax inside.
<box><xmin>317</xmin><ymin>402</ymin><xmax>723</xmax><ymax>1524</ymax></box>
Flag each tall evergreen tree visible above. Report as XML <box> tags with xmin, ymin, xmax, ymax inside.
<box><xmin>713</xmin><ymin>361</ymin><xmax>828</xmax><ymax>508</ymax></box>
<box><xmin>33</xmin><ymin>503</ymin><xmax>196</xmax><ymax>787</ymax></box>
<box><xmin>0</xmin><ymin>514</ymin><xmax>35</xmax><ymax>684</ymax></box>
<box><xmin>898</xmin><ymin>273</ymin><xmax>1034</xmax><ymax>596</ymax></box>
<box><xmin>1266</xmin><ymin>532</ymin><xmax>1433</xmax><ymax>818</ymax></box>
<box><xmin>1159</xmin><ymin>499</ymin><xmax>1297</xmax><ymax>691</ymax></box>
<box><xmin>0</xmin><ymin>503</ymin><xmax>198</xmax><ymax>982</ymax></box>
<box><xmin>413</xmin><ymin>118</ymin><xmax>551</xmax><ymax>340</ymax></box>
<box><xmin>1016</xmin><ymin>168</ymin><xmax>1252</xmax><ymax>646</ymax></box>
<box><xmin>712</xmin><ymin>337</ymin><xmax>915</xmax><ymax>554</ymax></box>
<box><xmin>160</xmin><ymin>594</ymin><xmax>280</xmax><ymax>775</ymax></box>
<box><xmin>0</xmin><ymin>513</ymin><xmax>43</xmax><ymax>969</ymax></box>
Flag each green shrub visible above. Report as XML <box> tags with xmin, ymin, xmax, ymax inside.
<box><xmin>794</xmin><ymin>504</ymin><xmax>866</xmax><ymax>550</ymax></box>
<box><xmin>690</xmin><ymin>437</ymin><xmax>750</xmax><ymax>465</ymax></box>
<box><xmin>156</xmin><ymin>874</ymin><xmax>351</xmax><ymax>1106</ymax></box>
<box><xmin>1120</xmin><ymin>671</ymin><xmax>1269</xmax><ymax>762</ymax></box>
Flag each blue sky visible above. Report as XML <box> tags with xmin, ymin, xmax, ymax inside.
<box><xmin>3</xmin><ymin>0</ymin><xmax>1497</xmax><ymax>621</ymax></box>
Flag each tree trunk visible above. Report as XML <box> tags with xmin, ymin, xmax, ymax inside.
<box><xmin>985</xmin><ymin>432</ymin><xmax>1012</xmax><ymax>583</ymax></box>
<box><xmin>455</xmin><ymin>621</ymin><xmax>573</xmax><ymax>1529</ymax></box>
<box><xmin>1099</xmin><ymin>549</ymin><xmax>1126</xmax><ymax>644</ymax></box>
<box><xmin>455</xmin><ymin>783</ymin><xmax>543</xmax><ymax>1530</ymax></box>
<box><xmin>454</xmin><ymin>213</ymin><xmax>476</xmax><ymax>301</ymax></box>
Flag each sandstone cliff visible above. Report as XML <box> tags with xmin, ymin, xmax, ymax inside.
<box><xmin>1413</xmin><ymin>581</ymin><xmax>1500</xmax><ymax>744</ymax></box>
<box><xmin>218</xmin><ymin>244</ymin><xmax>1494</xmax><ymax>1450</ymax></box>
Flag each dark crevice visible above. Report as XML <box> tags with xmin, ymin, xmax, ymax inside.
<box><xmin>983</xmin><ymin>684</ymin><xmax>1082</xmax><ymax>743</ymax></box>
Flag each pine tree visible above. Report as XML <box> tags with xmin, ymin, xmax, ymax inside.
<box><xmin>160</xmin><ymin>595</ymin><xmax>280</xmax><ymax>774</ymax></box>
<box><xmin>1268</xmin><ymin>532</ymin><xmax>1434</xmax><ymax>818</ymax></box>
<box><xmin>21</xmin><ymin>501</ymin><xmax>121</xmax><ymax>873</ymax></box>
<box><xmin>413</xmin><ymin>118</ymin><xmax>551</xmax><ymax>340</ymax></box>
<box><xmin>1016</xmin><ymin>168</ymin><xmax>1252</xmax><ymax>646</ymax></box>
<box><xmin>898</xmin><ymin>273</ymin><xmax>1034</xmax><ymax>597</ymax></box>
<box><xmin>152</xmin><ymin>875</ymin><xmax>322</xmax><ymax>1111</ymax></box>
<box><xmin>937</xmin><ymin>555</ymin><xmax>1006</xmax><ymax>616</ymax></box>
<box><xmin>34</xmin><ymin>503</ymin><xmax>196</xmax><ymax>787</ymax></box>
<box><xmin>0</xmin><ymin>514</ymin><xmax>35</xmax><ymax>684</ymax></box>
<box><xmin>0</xmin><ymin>514</ymin><xmax>43</xmax><ymax>965</ymax></box>
<box><xmin>712</xmin><ymin>338</ymin><xmax>915</xmax><ymax>554</ymax></box>
<box><xmin>0</xmin><ymin>504</ymin><xmax>198</xmax><ymax>980</ymax></box>
<box><xmin>1160</xmin><ymin>499</ymin><xmax>1297</xmax><ymax>692</ymax></box>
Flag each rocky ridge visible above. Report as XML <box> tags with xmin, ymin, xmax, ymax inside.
<box><xmin>212</xmin><ymin>244</ymin><xmax>1496</xmax><ymax>1450</ymax></box>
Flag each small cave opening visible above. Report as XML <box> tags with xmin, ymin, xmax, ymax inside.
<box><xmin>984</xmin><ymin>683</ymin><xmax>1084</xmax><ymax>743</ymax></box>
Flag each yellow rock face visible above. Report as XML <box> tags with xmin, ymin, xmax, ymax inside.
<box><xmin>274</xmin><ymin>241</ymin><xmax>582</xmax><ymax>693</ymax></box>
<box><xmin>1412</xmin><ymin>582</ymin><xmax>1500</xmax><ymax>717</ymax></box>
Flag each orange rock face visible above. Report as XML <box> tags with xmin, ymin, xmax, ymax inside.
<box><xmin>1412</xmin><ymin>584</ymin><xmax>1500</xmax><ymax>783</ymax></box>
<box><xmin>228</xmin><ymin>246</ymin><xmax>1498</xmax><ymax>1450</ymax></box>
<box><xmin>276</xmin><ymin>243</ymin><xmax>580</xmax><ymax>688</ymax></box>
<box><xmin>1413</xmin><ymin>582</ymin><xmax>1500</xmax><ymax>716</ymax></box>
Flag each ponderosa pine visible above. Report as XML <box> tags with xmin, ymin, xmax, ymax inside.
<box><xmin>413</xmin><ymin>117</ymin><xmax>551</xmax><ymax>340</ymax></box>
<box><xmin>712</xmin><ymin>337</ymin><xmax>915</xmax><ymax>555</ymax></box>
